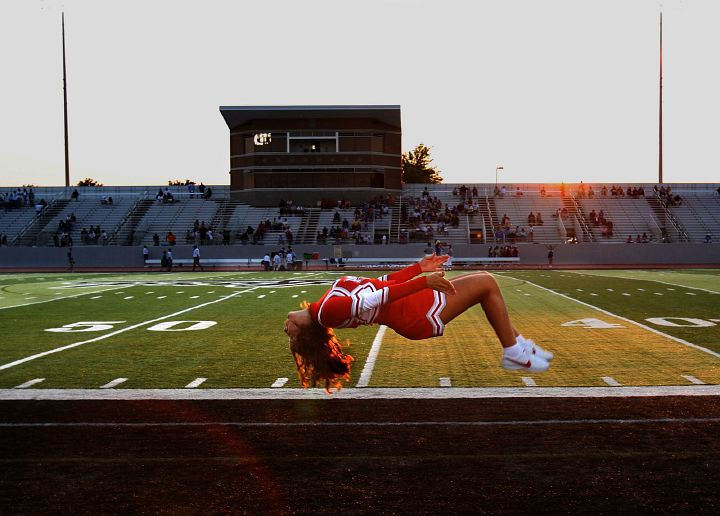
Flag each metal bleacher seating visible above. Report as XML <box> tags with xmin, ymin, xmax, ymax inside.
<box><xmin>36</xmin><ymin>198</ymin><xmax>135</xmax><ymax>245</ymax></box>
<box><xmin>493</xmin><ymin>194</ymin><xmax>564</xmax><ymax>244</ymax></box>
<box><xmin>0</xmin><ymin>206</ymin><xmax>39</xmax><ymax>244</ymax></box>
<box><xmin>667</xmin><ymin>194</ymin><xmax>720</xmax><ymax>243</ymax></box>
<box><xmin>579</xmin><ymin>196</ymin><xmax>664</xmax><ymax>243</ymax></box>
<box><xmin>136</xmin><ymin>199</ymin><xmax>220</xmax><ymax>246</ymax></box>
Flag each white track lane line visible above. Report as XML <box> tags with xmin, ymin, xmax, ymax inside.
<box><xmin>185</xmin><ymin>378</ymin><xmax>207</xmax><ymax>388</ymax></box>
<box><xmin>100</xmin><ymin>378</ymin><xmax>127</xmax><ymax>389</ymax></box>
<box><xmin>0</xmin><ymin>289</ymin><xmax>253</xmax><ymax>371</ymax></box>
<box><xmin>2</xmin><ymin>385</ymin><xmax>720</xmax><ymax>400</ymax></box>
<box><xmin>0</xmin><ymin>285</ymin><xmax>127</xmax><ymax>311</ymax></box>
<box><xmin>3</xmin><ymin>416</ymin><xmax>720</xmax><ymax>428</ymax></box>
<box><xmin>13</xmin><ymin>378</ymin><xmax>45</xmax><ymax>389</ymax></box>
<box><xmin>506</xmin><ymin>276</ymin><xmax>720</xmax><ymax>360</ymax></box>
<box><xmin>356</xmin><ymin>325</ymin><xmax>387</xmax><ymax>387</ymax></box>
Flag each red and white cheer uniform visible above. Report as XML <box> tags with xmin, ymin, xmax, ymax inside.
<box><xmin>308</xmin><ymin>263</ymin><xmax>446</xmax><ymax>340</ymax></box>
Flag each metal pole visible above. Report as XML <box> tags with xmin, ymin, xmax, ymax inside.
<box><xmin>62</xmin><ymin>12</ymin><xmax>70</xmax><ymax>187</ymax></box>
<box><xmin>658</xmin><ymin>11</ymin><xmax>663</xmax><ymax>184</ymax></box>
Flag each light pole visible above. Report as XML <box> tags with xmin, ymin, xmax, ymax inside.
<box><xmin>495</xmin><ymin>166</ymin><xmax>504</xmax><ymax>187</ymax></box>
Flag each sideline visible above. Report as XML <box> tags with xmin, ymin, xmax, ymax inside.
<box><xmin>0</xmin><ymin>288</ymin><xmax>254</xmax><ymax>371</ymax></box>
<box><xmin>504</xmin><ymin>275</ymin><xmax>720</xmax><ymax>360</ymax></box>
<box><xmin>1</xmin><ymin>385</ymin><xmax>719</xmax><ymax>400</ymax></box>
<box><xmin>558</xmin><ymin>270</ymin><xmax>720</xmax><ymax>295</ymax></box>
<box><xmin>0</xmin><ymin>285</ymin><xmax>128</xmax><ymax>311</ymax></box>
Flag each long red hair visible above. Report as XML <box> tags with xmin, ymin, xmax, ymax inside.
<box><xmin>290</xmin><ymin>302</ymin><xmax>354</xmax><ymax>393</ymax></box>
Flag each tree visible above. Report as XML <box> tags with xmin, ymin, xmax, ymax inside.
<box><xmin>77</xmin><ymin>178</ymin><xmax>103</xmax><ymax>187</ymax></box>
<box><xmin>402</xmin><ymin>143</ymin><xmax>442</xmax><ymax>183</ymax></box>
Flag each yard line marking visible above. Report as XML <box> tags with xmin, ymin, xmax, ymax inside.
<box><xmin>257</xmin><ymin>294</ymin><xmax>266</xmax><ymax>299</ymax></box>
<box><xmin>637</xmin><ymin>288</ymin><xmax>645</xmax><ymax>291</ymax></box>
<box><xmin>521</xmin><ymin>377</ymin><xmax>536</xmax><ymax>387</ymax></box>
<box><xmin>90</xmin><ymin>296</ymin><xmax>102</xmax><ymax>299</ymax></box>
<box><xmin>504</xmin><ymin>276</ymin><xmax>720</xmax><ymax>360</ymax></box>
<box><xmin>13</xmin><ymin>378</ymin><xmax>45</xmax><ymax>389</ymax></box>
<box><xmin>176</xmin><ymin>291</ymin><xmax>184</xmax><ymax>294</ymax></box>
<box><xmin>271</xmin><ymin>378</ymin><xmax>289</xmax><ymax>388</ymax></box>
<box><xmin>686</xmin><ymin>292</ymin><xmax>696</xmax><ymax>296</ymax></box>
<box><xmin>566</xmin><ymin>271</ymin><xmax>720</xmax><ymax>295</ymax></box>
<box><xmin>439</xmin><ymin>377</ymin><xmax>452</xmax><ymax>387</ymax></box>
<box><xmin>291</xmin><ymin>294</ymin><xmax>298</xmax><ymax>298</ymax></box>
<box><xmin>0</xmin><ymin>289</ymin><xmax>252</xmax><ymax>371</ymax></box>
<box><xmin>157</xmin><ymin>296</ymin><xmax>166</xmax><ymax>299</ymax></box>
<box><xmin>356</xmin><ymin>325</ymin><xmax>387</xmax><ymax>388</ymax></box>
<box><xmin>3</xmin><ymin>385</ymin><xmax>720</xmax><ymax>400</ymax></box>
<box><xmin>123</xmin><ymin>296</ymin><xmax>134</xmax><ymax>300</ymax></box>
<box><xmin>4</xmin><ymin>417</ymin><xmax>720</xmax><ymax>428</ymax></box>
<box><xmin>681</xmin><ymin>375</ymin><xmax>705</xmax><ymax>385</ymax></box>
<box><xmin>190</xmin><ymin>295</ymin><xmax>199</xmax><ymax>299</ymax></box>
<box><xmin>0</xmin><ymin>285</ymin><xmax>127</xmax><ymax>311</ymax></box>
<box><xmin>602</xmin><ymin>376</ymin><xmax>621</xmax><ymax>386</ymax></box>
<box><xmin>100</xmin><ymin>378</ymin><xmax>127</xmax><ymax>389</ymax></box>
<box><xmin>622</xmin><ymin>293</ymin><xmax>631</xmax><ymax>296</ymax></box>
<box><xmin>185</xmin><ymin>378</ymin><xmax>207</xmax><ymax>389</ymax></box>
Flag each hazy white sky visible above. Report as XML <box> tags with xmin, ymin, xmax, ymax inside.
<box><xmin>1</xmin><ymin>0</ymin><xmax>717</xmax><ymax>186</ymax></box>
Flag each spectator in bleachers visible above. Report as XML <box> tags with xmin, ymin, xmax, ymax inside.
<box><xmin>206</xmin><ymin>227</ymin><xmax>214</xmax><ymax>244</ymax></box>
<box><xmin>528</xmin><ymin>212</ymin><xmax>536</xmax><ymax>226</ymax></box>
<box><xmin>588</xmin><ymin>186</ymin><xmax>595</xmax><ymax>198</ymax></box>
<box><xmin>223</xmin><ymin>229</ymin><xmax>230</xmax><ymax>245</ymax></box>
<box><xmin>166</xmin><ymin>231</ymin><xmax>176</xmax><ymax>246</ymax></box>
<box><xmin>153</xmin><ymin>233</ymin><xmax>160</xmax><ymax>246</ymax></box>
<box><xmin>642</xmin><ymin>232</ymin><xmax>649</xmax><ymax>243</ymax></box>
<box><xmin>601</xmin><ymin>185</ymin><xmax>608</xmax><ymax>196</ymax></box>
<box><xmin>540</xmin><ymin>185</ymin><xmax>546</xmax><ymax>196</ymax></box>
<box><xmin>71</xmin><ymin>188</ymin><xmax>79</xmax><ymax>201</ymax></box>
<box><xmin>626</xmin><ymin>235</ymin><xmax>633</xmax><ymax>243</ymax></box>
<box><xmin>705</xmin><ymin>233</ymin><xmax>712</xmax><ymax>244</ymax></box>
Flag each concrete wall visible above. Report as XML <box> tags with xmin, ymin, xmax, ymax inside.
<box><xmin>1</xmin><ymin>243</ymin><xmax>718</xmax><ymax>268</ymax></box>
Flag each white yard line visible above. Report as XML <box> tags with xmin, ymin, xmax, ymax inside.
<box><xmin>356</xmin><ymin>325</ymin><xmax>387</xmax><ymax>387</ymax></box>
<box><xmin>0</xmin><ymin>288</ymin><xmax>253</xmax><ymax>371</ymax></box>
<box><xmin>505</xmin><ymin>276</ymin><xmax>720</xmax><ymax>360</ymax></box>
<box><xmin>100</xmin><ymin>378</ymin><xmax>127</xmax><ymax>389</ymax></box>
<box><xmin>0</xmin><ymin>285</ymin><xmax>127</xmax><ymax>311</ymax></box>
<box><xmin>13</xmin><ymin>378</ymin><xmax>45</xmax><ymax>389</ymax></box>
<box><xmin>185</xmin><ymin>378</ymin><xmax>207</xmax><ymax>389</ymax></box>
<box><xmin>682</xmin><ymin>375</ymin><xmax>705</xmax><ymax>385</ymax></box>
<box><xmin>2</xmin><ymin>385</ymin><xmax>720</xmax><ymax>400</ymax></box>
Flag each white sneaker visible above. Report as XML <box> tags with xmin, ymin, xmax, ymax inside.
<box><xmin>502</xmin><ymin>347</ymin><xmax>550</xmax><ymax>372</ymax></box>
<box><xmin>521</xmin><ymin>337</ymin><xmax>554</xmax><ymax>362</ymax></box>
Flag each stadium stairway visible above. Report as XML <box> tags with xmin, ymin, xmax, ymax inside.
<box><xmin>295</xmin><ymin>208</ymin><xmax>320</xmax><ymax>244</ymax></box>
<box><xmin>112</xmin><ymin>199</ymin><xmax>154</xmax><ymax>245</ymax></box>
<box><xmin>15</xmin><ymin>199</ymin><xmax>69</xmax><ymax>246</ymax></box>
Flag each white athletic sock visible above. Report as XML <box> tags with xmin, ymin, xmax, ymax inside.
<box><xmin>503</xmin><ymin>341</ymin><xmax>525</xmax><ymax>359</ymax></box>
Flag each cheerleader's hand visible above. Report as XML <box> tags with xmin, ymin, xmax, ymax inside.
<box><xmin>425</xmin><ymin>271</ymin><xmax>456</xmax><ymax>295</ymax></box>
<box><xmin>419</xmin><ymin>253</ymin><xmax>448</xmax><ymax>272</ymax></box>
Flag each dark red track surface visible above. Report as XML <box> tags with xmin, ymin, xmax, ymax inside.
<box><xmin>2</xmin><ymin>396</ymin><xmax>720</xmax><ymax>514</ymax></box>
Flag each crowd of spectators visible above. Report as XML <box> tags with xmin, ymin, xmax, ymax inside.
<box><xmin>404</xmin><ymin>195</ymin><xmax>463</xmax><ymax>242</ymax></box>
<box><xmin>488</xmin><ymin>245</ymin><xmax>519</xmax><ymax>258</ymax></box>
<box><xmin>586</xmin><ymin>209</ymin><xmax>614</xmax><ymax>238</ymax></box>
<box><xmin>655</xmin><ymin>185</ymin><xmax>682</xmax><ymax>206</ymax></box>
<box><xmin>1</xmin><ymin>188</ymin><xmax>37</xmax><ymax>210</ymax></box>
<box><xmin>626</xmin><ymin>233</ymin><xmax>651</xmax><ymax>244</ymax></box>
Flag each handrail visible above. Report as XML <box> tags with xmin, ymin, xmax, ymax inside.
<box><xmin>654</xmin><ymin>192</ymin><xmax>689</xmax><ymax>242</ymax></box>
<box><xmin>484</xmin><ymin>196</ymin><xmax>496</xmax><ymax>242</ymax></box>
<box><xmin>569</xmin><ymin>195</ymin><xmax>594</xmax><ymax>242</ymax></box>
<box><xmin>11</xmin><ymin>193</ymin><xmax>65</xmax><ymax>245</ymax></box>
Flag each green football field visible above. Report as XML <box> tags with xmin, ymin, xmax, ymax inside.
<box><xmin>0</xmin><ymin>269</ymin><xmax>718</xmax><ymax>389</ymax></box>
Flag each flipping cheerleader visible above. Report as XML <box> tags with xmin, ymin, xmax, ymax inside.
<box><xmin>285</xmin><ymin>254</ymin><xmax>553</xmax><ymax>391</ymax></box>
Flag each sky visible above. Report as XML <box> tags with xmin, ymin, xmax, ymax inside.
<box><xmin>1</xmin><ymin>0</ymin><xmax>718</xmax><ymax>187</ymax></box>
